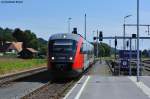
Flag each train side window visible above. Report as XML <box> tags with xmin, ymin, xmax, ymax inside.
<box><xmin>80</xmin><ymin>43</ymin><xmax>84</xmax><ymax>53</ymax></box>
<box><xmin>80</xmin><ymin>43</ymin><xmax>87</xmax><ymax>54</ymax></box>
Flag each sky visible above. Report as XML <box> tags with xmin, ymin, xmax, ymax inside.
<box><xmin>0</xmin><ymin>0</ymin><xmax>150</xmax><ymax>50</ymax></box>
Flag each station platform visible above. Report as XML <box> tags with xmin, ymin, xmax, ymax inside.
<box><xmin>64</xmin><ymin>61</ymin><xmax>150</xmax><ymax>99</ymax></box>
<box><xmin>64</xmin><ymin>76</ymin><xmax>150</xmax><ymax>99</ymax></box>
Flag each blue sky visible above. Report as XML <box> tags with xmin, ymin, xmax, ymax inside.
<box><xmin>0</xmin><ymin>0</ymin><xmax>150</xmax><ymax>50</ymax></box>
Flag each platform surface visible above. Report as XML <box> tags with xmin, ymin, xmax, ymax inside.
<box><xmin>65</xmin><ymin>76</ymin><xmax>150</xmax><ymax>99</ymax></box>
<box><xmin>64</xmin><ymin>61</ymin><xmax>150</xmax><ymax>99</ymax></box>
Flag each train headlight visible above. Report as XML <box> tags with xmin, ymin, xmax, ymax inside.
<box><xmin>51</xmin><ymin>57</ymin><xmax>55</xmax><ymax>60</ymax></box>
<box><xmin>69</xmin><ymin>57</ymin><xmax>73</xmax><ymax>60</ymax></box>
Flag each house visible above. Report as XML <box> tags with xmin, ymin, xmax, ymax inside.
<box><xmin>18</xmin><ymin>48</ymin><xmax>38</xmax><ymax>58</ymax></box>
<box><xmin>0</xmin><ymin>42</ymin><xmax>22</xmax><ymax>54</ymax></box>
<box><xmin>6</xmin><ymin>42</ymin><xmax>22</xmax><ymax>53</ymax></box>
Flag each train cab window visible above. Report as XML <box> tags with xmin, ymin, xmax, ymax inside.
<box><xmin>49</xmin><ymin>39</ymin><xmax>77</xmax><ymax>53</ymax></box>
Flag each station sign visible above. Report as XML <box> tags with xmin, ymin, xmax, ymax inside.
<box><xmin>120</xmin><ymin>59</ymin><xmax>129</xmax><ymax>68</ymax></box>
<box><xmin>119</xmin><ymin>50</ymin><xmax>141</xmax><ymax>59</ymax></box>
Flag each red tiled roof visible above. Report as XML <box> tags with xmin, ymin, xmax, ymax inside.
<box><xmin>7</xmin><ymin>42</ymin><xmax>23</xmax><ymax>52</ymax></box>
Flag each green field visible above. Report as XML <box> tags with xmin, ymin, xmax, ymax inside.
<box><xmin>0</xmin><ymin>58</ymin><xmax>46</xmax><ymax>75</ymax></box>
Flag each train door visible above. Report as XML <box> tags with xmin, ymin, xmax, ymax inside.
<box><xmin>82</xmin><ymin>43</ymin><xmax>89</xmax><ymax>69</ymax></box>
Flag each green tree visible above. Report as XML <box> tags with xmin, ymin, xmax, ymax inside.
<box><xmin>92</xmin><ymin>42</ymin><xmax>111</xmax><ymax>57</ymax></box>
<box><xmin>142</xmin><ymin>49</ymin><xmax>149</xmax><ymax>57</ymax></box>
<box><xmin>13</xmin><ymin>28</ymin><xmax>27</xmax><ymax>49</ymax></box>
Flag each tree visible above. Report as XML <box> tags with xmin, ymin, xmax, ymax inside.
<box><xmin>38</xmin><ymin>38</ymin><xmax>48</xmax><ymax>55</ymax></box>
<box><xmin>101</xmin><ymin>43</ymin><xmax>111</xmax><ymax>56</ymax></box>
<box><xmin>0</xmin><ymin>27</ymin><xmax>16</xmax><ymax>45</ymax></box>
<box><xmin>13</xmin><ymin>28</ymin><xmax>27</xmax><ymax>49</ymax></box>
<box><xmin>92</xmin><ymin>42</ymin><xmax>111</xmax><ymax>57</ymax></box>
<box><xmin>99</xmin><ymin>45</ymin><xmax>105</xmax><ymax>57</ymax></box>
<box><xmin>3</xmin><ymin>27</ymin><xmax>48</xmax><ymax>56</ymax></box>
<box><xmin>28</xmin><ymin>39</ymin><xmax>39</xmax><ymax>49</ymax></box>
<box><xmin>142</xmin><ymin>49</ymin><xmax>149</xmax><ymax>57</ymax></box>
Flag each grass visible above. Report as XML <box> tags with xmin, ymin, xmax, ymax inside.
<box><xmin>0</xmin><ymin>58</ymin><xmax>46</xmax><ymax>76</ymax></box>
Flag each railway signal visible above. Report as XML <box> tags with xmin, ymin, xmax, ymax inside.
<box><xmin>99</xmin><ymin>31</ymin><xmax>103</xmax><ymax>41</ymax></box>
<box><xmin>132</xmin><ymin>34</ymin><xmax>136</xmax><ymax>38</ymax></box>
<box><xmin>93</xmin><ymin>37</ymin><xmax>96</xmax><ymax>40</ymax></box>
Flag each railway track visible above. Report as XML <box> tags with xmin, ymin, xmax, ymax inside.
<box><xmin>106</xmin><ymin>59</ymin><xmax>150</xmax><ymax>76</ymax></box>
<box><xmin>0</xmin><ymin>66</ymin><xmax>47</xmax><ymax>86</ymax></box>
<box><xmin>21</xmin><ymin>62</ymin><xmax>96</xmax><ymax>99</ymax></box>
<box><xmin>105</xmin><ymin>60</ymin><xmax>114</xmax><ymax>74</ymax></box>
<box><xmin>142</xmin><ymin>60</ymin><xmax>150</xmax><ymax>71</ymax></box>
<box><xmin>0</xmin><ymin>61</ymin><xmax>97</xmax><ymax>99</ymax></box>
<box><xmin>131</xmin><ymin>60</ymin><xmax>150</xmax><ymax>72</ymax></box>
<box><xmin>21</xmin><ymin>79</ymin><xmax>77</xmax><ymax>99</ymax></box>
<box><xmin>0</xmin><ymin>67</ymin><xmax>50</xmax><ymax>99</ymax></box>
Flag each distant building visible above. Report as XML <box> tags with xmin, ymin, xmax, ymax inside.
<box><xmin>6</xmin><ymin>42</ymin><xmax>23</xmax><ymax>53</ymax></box>
<box><xmin>18</xmin><ymin>48</ymin><xmax>38</xmax><ymax>58</ymax></box>
<box><xmin>0</xmin><ymin>42</ymin><xmax>22</xmax><ymax>54</ymax></box>
<box><xmin>0</xmin><ymin>42</ymin><xmax>38</xmax><ymax>58</ymax></box>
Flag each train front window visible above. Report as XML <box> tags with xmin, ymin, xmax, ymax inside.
<box><xmin>50</xmin><ymin>39</ymin><xmax>76</xmax><ymax>53</ymax></box>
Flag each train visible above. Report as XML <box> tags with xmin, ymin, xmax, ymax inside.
<box><xmin>47</xmin><ymin>31</ymin><xmax>94</xmax><ymax>77</ymax></box>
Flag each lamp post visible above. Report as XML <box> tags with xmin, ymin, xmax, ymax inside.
<box><xmin>137</xmin><ymin>0</ymin><xmax>140</xmax><ymax>82</ymax></box>
<box><xmin>68</xmin><ymin>17</ymin><xmax>72</xmax><ymax>33</ymax></box>
<box><xmin>123</xmin><ymin>15</ymin><xmax>132</xmax><ymax>50</ymax></box>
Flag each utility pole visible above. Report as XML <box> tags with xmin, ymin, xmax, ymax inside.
<box><xmin>129</xmin><ymin>38</ymin><xmax>132</xmax><ymax>76</ymax></box>
<box><xmin>97</xmin><ymin>30</ymin><xmax>99</xmax><ymax>58</ymax></box>
<box><xmin>137</xmin><ymin>0</ymin><xmax>140</xmax><ymax>82</ymax></box>
<box><xmin>115</xmin><ymin>36</ymin><xmax>117</xmax><ymax>59</ymax></box>
<box><xmin>123</xmin><ymin>23</ymin><xmax>125</xmax><ymax>50</ymax></box>
<box><xmin>109</xmin><ymin>40</ymin><xmax>111</xmax><ymax>57</ymax></box>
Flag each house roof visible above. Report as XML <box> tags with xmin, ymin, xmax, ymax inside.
<box><xmin>7</xmin><ymin>42</ymin><xmax>23</xmax><ymax>52</ymax></box>
<box><xmin>26</xmin><ymin>48</ymin><xmax>38</xmax><ymax>53</ymax></box>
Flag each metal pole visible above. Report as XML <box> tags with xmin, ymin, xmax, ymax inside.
<box><xmin>148</xmin><ymin>26</ymin><xmax>150</xmax><ymax>35</ymax></box>
<box><xmin>85</xmin><ymin>14</ymin><xmax>87</xmax><ymax>40</ymax></box>
<box><xmin>129</xmin><ymin>38</ymin><xmax>132</xmax><ymax>76</ymax></box>
<box><xmin>100</xmin><ymin>41</ymin><xmax>102</xmax><ymax>63</ymax></box>
<box><xmin>68</xmin><ymin>18</ymin><xmax>72</xmax><ymax>33</ymax></box>
<box><xmin>115</xmin><ymin>36</ymin><xmax>117</xmax><ymax>59</ymax></box>
<box><xmin>97</xmin><ymin>30</ymin><xmax>99</xmax><ymax>58</ymax></box>
<box><xmin>135</xmin><ymin>39</ymin><xmax>136</xmax><ymax>50</ymax></box>
<box><xmin>137</xmin><ymin>0</ymin><xmax>140</xmax><ymax>82</ymax></box>
<box><xmin>123</xmin><ymin>23</ymin><xmax>126</xmax><ymax>50</ymax></box>
<box><xmin>123</xmin><ymin>15</ymin><xmax>132</xmax><ymax>50</ymax></box>
<box><xmin>93</xmin><ymin>31</ymin><xmax>95</xmax><ymax>61</ymax></box>
<box><xmin>109</xmin><ymin>40</ymin><xmax>111</xmax><ymax>56</ymax></box>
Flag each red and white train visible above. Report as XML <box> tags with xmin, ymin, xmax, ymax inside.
<box><xmin>47</xmin><ymin>33</ymin><xmax>94</xmax><ymax>77</ymax></box>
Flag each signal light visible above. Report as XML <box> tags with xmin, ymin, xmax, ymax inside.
<box><xmin>72</xmin><ymin>28</ymin><xmax>77</xmax><ymax>34</ymax></box>
<box><xmin>132</xmin><ymin>34</ymin><xmax>136</xmax><ymax>38</ymax></box>
<box><xmin>93</xmin><ymin>37</ymin><xmax>96</xmax><ymax>40</ymax></box>
<box><xmin>99</xmin><ymin>31</ymin><xmax>103</xmax><ymax>41</ymax></box>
